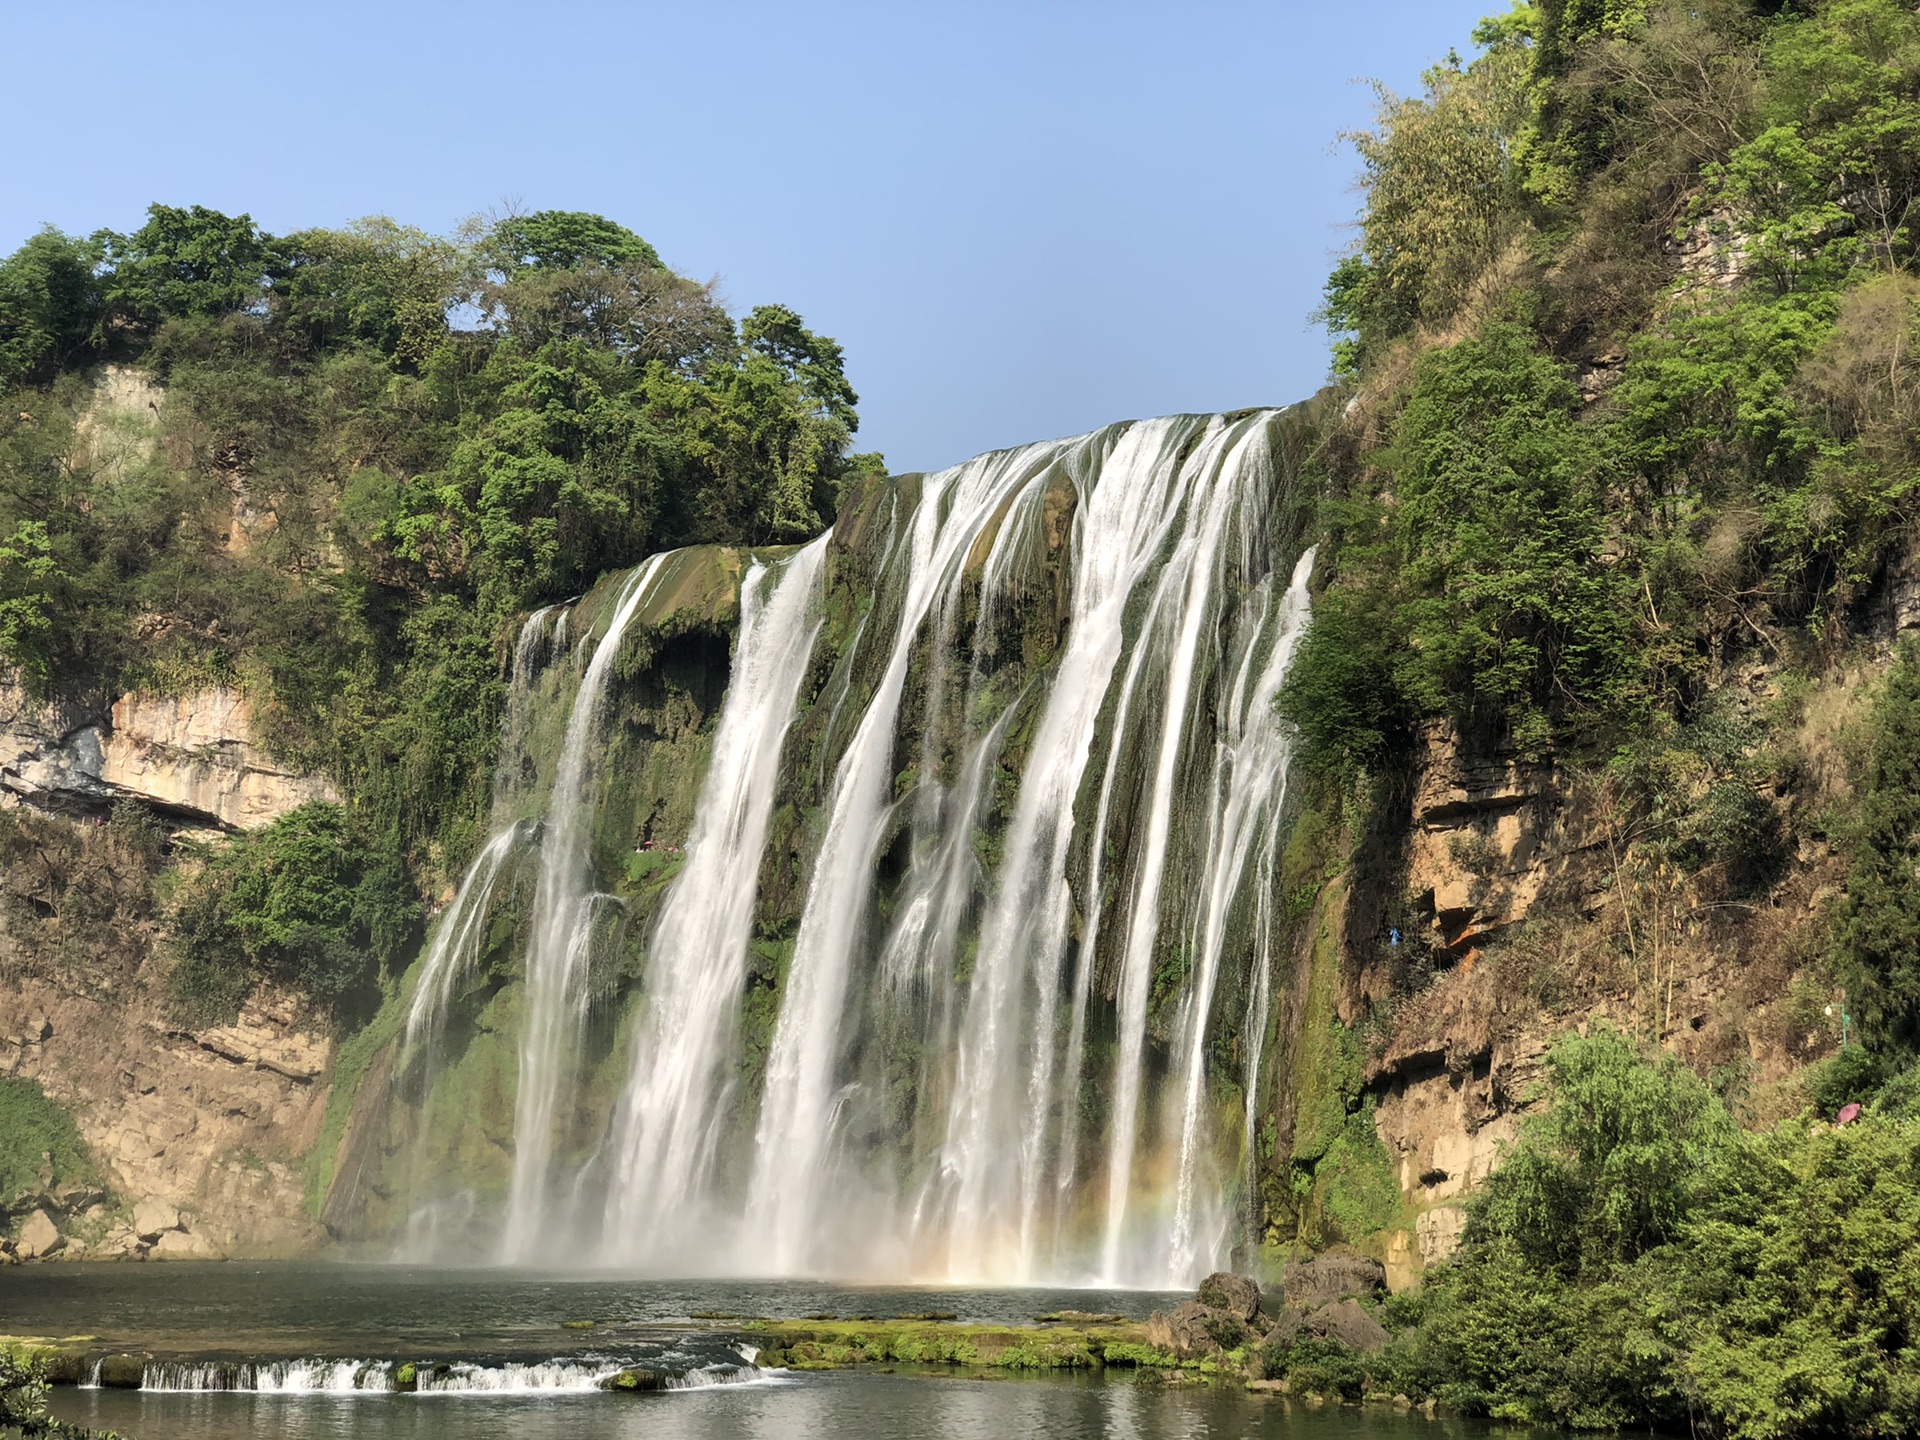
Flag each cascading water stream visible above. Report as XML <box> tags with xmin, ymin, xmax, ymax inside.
<box><xmin>600</xmin><ymin>537</ymin><xmax>828</xmax><ymax>1264</ymax></box>
<box><xmin>502</xmin><ymin>553</ymin><xmax>671</xmax><ymax>1262</ymax></box>
<box><xmin>1164</xmin><ymin>546</ymin><xmax>1314</xmax><ymax>1281</ymax></box>
<box><xmin>744</xmin><ymin>443</ymin><xmax>1073</xmax><ymax>1274</ymax></box>
<box><xmin>400</xmin><ymin>821</ymin><xmax>531</xmax><ymax>1068</ymax></box>
<box><xmin>932</xmin><ymin>418</ymin><xmax>1194</xmax><ymax>1281</ymax></box>
<box><xmin>1097</xmin><ymin>416</ymin><xmax>1277</xmax><ymax>1285</ymax></box>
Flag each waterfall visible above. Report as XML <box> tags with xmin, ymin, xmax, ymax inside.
<box><xmin>380</xmin><ymin>405</ymin><xmax>1325</xmax><ymax>1286</ymax></box>
<box><xmin>400</xmin><ymin>821</ymin><xmax>532</xmax><ymax>1068</ymax></box>
<box><xmin>600</xmin><ymin>536</ymin><xmax>828</xmax><ymax>1263</ymax></box>
<box><xmin>932</xmin><ymin>418</ymin><xmax>1193</xmax><ymax>1281</ymax></box>
<box><xmin>501</xmin><ymin>553</ymin><xmax>672</xmax><ymax>1262</ymax></box>
<box><xmin>1164</xmin><ymin>546</ymin><xmax>1313</xmax><ymax>1282</ymax></box>
<box><xmin>1097</xmin><ymin>417</ymin><xmax>1279</xmax><ymax>1285</ymax></box>
<box><xmin>743</xmin><ymin>443</ymin><xmax>1073</xmax><ymax>1275</ymax></box>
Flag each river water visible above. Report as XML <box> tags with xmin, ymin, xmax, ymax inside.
<box><xmin>9</xmin><ymin>1264</ymin><xmax>1486</xmax><ymax>1439</ymax></box>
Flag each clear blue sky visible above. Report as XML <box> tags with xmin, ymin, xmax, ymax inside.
<box><xmin>1</xmin><ymin>1</ymin><xmax>1489</xmax><ymax>474</ymax></box>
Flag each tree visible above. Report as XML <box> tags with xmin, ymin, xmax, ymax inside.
<box><xmin>486</xmin><ymin>210</ymin><xmax>662</xmax><ymax>273</ymax></box>
<box><xmin>270</xmin><ymin>217</ymin><xmax>466</xmax><ymax>368</ymax></box>
<box><xmin>98</xmin><ymin>203</ymin><xmax>271</xmax><ymax>327</ymax></box>
<box><xmin>0</xmin><ymin>229</ymin><xmax>102</xmax><ymax>386</ymax></box>
<box><xmin>1834</xmin><ymin>641</ymin><xmax>1920</xmax><ymax>1059</ymax></box>
<box><xmin>0</xmin><ymin>521</ymin><xmax>63</xmax><ymax>693</ymax></box>
<box><xmin>169</xmin><ymin>803</ymin><xmax>421</xmax><ymax>1023</ymax></box>
<box><xmin>1470</xmin><ymin>1026</ymin><xmax>1733</xmax><ymax>1276</ymax></box>
<box><xmin>1330</xmin><ymin>39</ymin><xmax>1535</xmax><ymax>361</ymax></box>
<box><xmin>1388</xmin><ymin>323</ymin><xmax>1629</xmax><ymax>753</ymax></box>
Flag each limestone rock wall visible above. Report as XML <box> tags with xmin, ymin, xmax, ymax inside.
<box><xmin>2</xmin><ymin>977</ymin><xmax>332</xmax><ymax>1260</ymax></box>
<box><xmin>0</xmin><ymin>684</ymin><xmax>337</xmax><ymax>830</ymax></box>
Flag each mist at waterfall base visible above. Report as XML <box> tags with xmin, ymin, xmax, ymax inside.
<box><xmin>383</xmin><ymin>407</ymin><xmax>1319</xmax><ymax>1289</ymax></box>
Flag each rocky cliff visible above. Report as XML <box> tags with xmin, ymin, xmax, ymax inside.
<box><xmin>1261</xmin><ymin>583</ymin><xmax>1885</xmax><ymax>1287</ymax></box>
<box><xmin>0</xmin><ymin>684</ymin><xmax>339</xmax><ymax>832</ymax></box>
<box><xmin>0</xmin><ymin>681</ymin><xmax>344</xmax><ymax>1262</ymax></box>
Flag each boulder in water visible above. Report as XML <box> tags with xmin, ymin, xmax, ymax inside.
<box><xmin>1195</xmin><ymin>1271</ymin><xmax>1262</xmax><ymax>1323</ymax></box>
<box><xmin>34</xmin><ymin>1349</ymin><xmax>88</xmax><ymax>1385</ymax></box>
<box><xmin>602</xmin><ymin>1366</ymin><xmax>666</xmax><ymax>1392</ymax></box>
<box><xmin>1279</xmin><ymin>1254</ymin><xmax>1386</xmax><ymax>1310</ymax></box>
<box><xmin>1145</xmin><ymin>1300</ymin><xmax>1247</xmax><ymax>1358</ymax></box>
<box><xmin>132</xmin><ymin>1199</ymin><xmax>181</xmax><ymax>1242</ymax></box>
<box><xmin>15</xmin><ymin>1208</ymin><xmax>62</xmax><ymax>1259</ymax></box>
<box><xmin>149</xmin><ymin>1227</ymin><xmax>218</xmax><ymax>1260</ymax></box>
<box><xmin>96</xmin><ymin>1354</ymin><xmax>145</xmax><ymax>1388</ymax></box>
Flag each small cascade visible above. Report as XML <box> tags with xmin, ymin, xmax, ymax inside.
<box><xmin>401</xmin><ymin>821</ymin><xmax>532</xmax><ymax>1067</ymax></box>
<box><xmin>400</xmin><ymin>602</ymin><xmax>562</xmax><ymax>1079</ymax></box>
<box><xmin>414</xmin><ymin>1360</ymin><xmax>618</xmax><ymax>1393</ymax></box>
<box><xmin>125</xmin><ymin>1352</ymin><xmax>775</xmax><ymax>1393</ymax></box>
<box><xmin>139</xmin><ymin>1359</ymin><xmax>392</xmax><ymax>1393</ymax></box>
<box><xmin>601</xmin><ymin>537</ymin><xmax>828</xmax><ymax>1264</ymax></box>
<box><xmin>502</xmin><ymin>553</ymin><xmax>672</xmax><ymax>1262</ymax></box>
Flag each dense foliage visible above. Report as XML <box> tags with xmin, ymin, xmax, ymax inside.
<box><xmin>0</xmin><ymin>202</ymin><xmax>869</xmax><ymax>1023</ymax></box>
<box><xmin>1295</xmin><ymin>0</ymin><xmax>1920</xmax><ymax>768</ymax></box>
<box><xmin>0</xmin><ymin>1345</ymin><xmax>114</xmax><ymax>1439</ymax></box>
<box><xmin>167</xmin><ymin>803</ymin><xmax>420</xmax><ymax>1024</ymax></box>
<box><xmin>1263</xmin><ymin>1030</ymin><xmax>1920</xmax><ymax>1437</ymax></box>
<box><xmin>1834</xmin><ymin>640</ymin><xmax>1920</xmax><ymax>1059</ymax></box>
<box><xmin>1290</xmin><ymin>0</ymin><xmax>1920</xmax><ymax>1029</ymax></box>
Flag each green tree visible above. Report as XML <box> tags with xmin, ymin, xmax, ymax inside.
<box><xmin>1391</xmin><ymin>323</ymin><xmax>1628</xmax><ymax>752</ymax></box>
<box><xmin>169</xmin><ymin>803</ymin><xmax>421</xmax><ymax>1023</ymax></box>
<box><xmin>1329</xmin><ymin>37</ymin><xmax>1535</xmax><ymax>362</ymax></box>
<box><xmin>0</xmin><ymin>520</ymin><xmax>64</xmax><ymax>693</ymax></box>
<box><xmin>1470</xmin><ymin>1026</ymin><xmax>1734</xmax><ymax>1276</ymax></box>
<box><xmin>486</xmin><ymin>210</ymin><xmax>662</xmax><ymax>273</ymax></box>
<box><xmin>1685</xmin><ymin>1116</ymin><xmax>1920</xmax><ymax>1439</ymax></box>
<box><xmin>99</xmin><ymin>203</ymin><xmax>271</xmax><ymax>326</ymax></box>
<box><xmin>1834</xmin><ymin>641</ymin><xmax>1920</xmax><ymax>1058</ymax></box>
<box><xmin>270</xmin><ymin>217</ymin><xmax>466</xmax><ymax>368</ymax></box>
<box><xmin>0</xmin><ymin>228</ymin><xmax>102</xmax><ymax>386</ymax></box>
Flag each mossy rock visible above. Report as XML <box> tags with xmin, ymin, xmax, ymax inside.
<box><xmin>96</xmin><ymin>1353</ymin><xmax>145</xmax><ymax>1388</ymax></box>
<box><xmin>601</xmin><ymin>1365</ymin><xmax>665</xmax><ymax>1392</ymax></box>
<box><xmin>392</xmin><ymin>1361</ymin><xmax>418</xmax><ymax>1392</ymax></box>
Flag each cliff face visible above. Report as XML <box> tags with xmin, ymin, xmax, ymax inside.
<box><xmin>1279</xmin><ymin>602</ymin><xmax>1881</xmax><ymax>1287</ymax></box>
<box><xmin>0</xmin><ymin>669</ymin><xmax>350</xmax><ymax>1258</ymax></box>
<box><xmin>3</xmin><ymin>978</ymin><xmax>329</xmax><ymax>1259</ymax></box>
<box><xmin>0</xmin><ymin>684</ymin><xmax>338</xmax><ymax>832</ymax></box>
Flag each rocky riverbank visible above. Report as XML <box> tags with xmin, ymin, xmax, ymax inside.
<box><xmin>1</xmin><ymin>1258</ymin><xmax>1403</xmax><ymax>1401</ymax></box>
<box><xmin>744</xmin><ymin>1256</ymin><xmax>1398</xmax><ymax>1390</ymax></box>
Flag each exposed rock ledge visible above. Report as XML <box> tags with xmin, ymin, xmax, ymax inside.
<box><xmin>0</xmin><ymin>683</ymin><xmax>336</xmax><ymax>830</ymax></box>
<box><xmin>2</xmin><ymin>979</ymin><xmax>331</xmax><ymax>1260</ymax></box>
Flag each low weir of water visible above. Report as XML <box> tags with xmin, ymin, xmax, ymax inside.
<box><xmin>373</xmin><ymin>406</ymin><xmax>1324</xmax><ymax>1288</ymax></box>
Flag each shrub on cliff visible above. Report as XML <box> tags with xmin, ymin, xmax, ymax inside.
<box><xmin>1834</xmin><ymin>640</ymin><xmax>1920</xmax><ymax>1059</ymax></box>
<box><xmin>1284</xmin><ymin>322</ymin><xmax>1631</xmax><ymax>771</ymax></box>
<box><xmin>0</xmin><ymin>1078</ymin><xmax>99</xmax><ymax>1211</ymax></box>
<box><xmin>167</xmin><ymin>802</ymin><xmax>421</xmax><ymax>1026</ymax></box>
<box><xmin>1388</xmin><ymin>1027</ymin><xmax>1920</xmax><ymax>1435</ymax></box>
